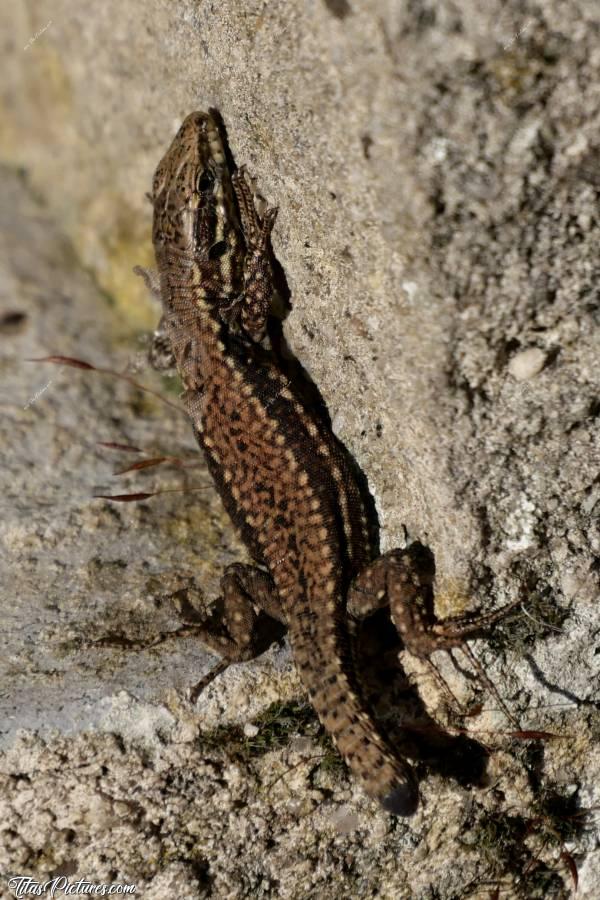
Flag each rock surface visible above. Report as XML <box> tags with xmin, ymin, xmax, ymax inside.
<box><xmin>1</xmin><ymin>1</ymin><xmax>598</xmax><ymax>897</ymax></box>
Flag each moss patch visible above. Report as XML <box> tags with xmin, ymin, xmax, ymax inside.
<box><xmin>200</xmin><ymin>700</ymin><xmax>346</xmax><ymax>780</ymax></box>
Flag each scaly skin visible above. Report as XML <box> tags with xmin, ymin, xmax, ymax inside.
<box><xmin>145</xmin><ymin>110</ymin><xmax>520</xmax><ymax>813</ymax></box>
<box><xmin>147</xmin><ymin>110</ymin><xmax>420</xmax><ymax>814</ymax></box>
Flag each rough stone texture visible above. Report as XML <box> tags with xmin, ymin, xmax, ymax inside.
<box><xmin>1</xmin><ymin>1</ymin><xmax>598</xmax><ymax>897</ymax></box>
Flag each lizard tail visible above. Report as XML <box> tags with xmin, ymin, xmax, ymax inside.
<box><xmin>291</xmin><ymin>627</ymin><xmax>419</xmax><ymax>815</ymax></box>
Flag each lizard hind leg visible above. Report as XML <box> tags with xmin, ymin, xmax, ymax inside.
<box><xmin>147</xmin><ymin>316</ymin><xmax>177</xmax><ymax>373</ymax></box>
<box><xmin>133</xmin><ymin>264</ymin><xmax>163</xmax><ymax>301</ymax></box>
<box><xmin>187</xmin><ymin>563</ymin><xmax>287</xmax><ymax>703</ymax></box>
<box><xmin>350</xmin><ymin>547</ymin><xmax>522</xmax><ymax>727</ymax></box>
<box><xmin>383</xmin><ymin>549</ymin><xmax>523</xmax><ymax>728</ymax></box>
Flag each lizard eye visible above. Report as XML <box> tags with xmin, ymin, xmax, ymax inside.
<box><xmin>208</xmin><ymin>240</ymin><xmax>228</xmax><ymax>260</ymax></box>
<box><xmin>197</xmin><ymin>169</ymin><xmax>215</xmax><ymax>192</ymax></box>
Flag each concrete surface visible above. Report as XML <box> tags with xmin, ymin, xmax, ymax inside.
<box><xmin>1</xmin><ymin>1</ymin><xmax>598</xmax><ymax>897</ymax></box>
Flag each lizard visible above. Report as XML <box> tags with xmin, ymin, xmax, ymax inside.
<box><xmin>137</xmin><ymin>109</ymin><xmax>521</xmax><ymax>815</ymax></box>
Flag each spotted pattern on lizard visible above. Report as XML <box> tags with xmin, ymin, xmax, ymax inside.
<box><xmin>139</xmin><ymin>110</ymin><xmax>519</xmax><ymax>814</ymax></box>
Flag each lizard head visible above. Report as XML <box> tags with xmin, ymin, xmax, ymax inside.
<box><xmin>151</xmin><ymin>110</ymin><xmax>245</xmax><ymax>298</ymax></box>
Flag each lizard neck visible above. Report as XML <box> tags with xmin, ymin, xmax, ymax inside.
<box><xmin>156</xmin><ymin>247</ymin><xmax>230</xmax><ymax>386</ymax></box>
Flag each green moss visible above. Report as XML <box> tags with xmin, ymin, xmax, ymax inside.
<box><xmin>201</xmin><ymin>701</ymin><xmax>317</xmax><ymax>760</ymax></box>
<box><xmin>469</xmin><ymin>812</ymin><xmax>528</xmax><ymax>876</ymax></box>
<box><xmin>200</xmin><ymin>700</ymin><xmax>347</xmax><ymax>781</ymax></box>
<box><xmin>315</xmin><ymin>739</ymin><xmax>348</xmax><ymax>779</ymax></box>
<box><xmin>530</xmin><ymin>787</ymin><xmax>585</xmax><ymax>845</ymax></box>
<box><xmin>465</xmin><ymin>808</ymin><xmax>572</xmax><ymax>898</ymax></box>
<box><xmin>484</xmin><ymin>586</ymin><xmax>569</xmax><ymax>656</ymax></box>
<box><xmin>160</xmin><ymin>373</ymin><xmax>183</xmax><ymax>396</ymax></box>
<box><xmin>249</xmin><ymin>701</ymin><xmax>320</xmax><ymax>753</ymax></box>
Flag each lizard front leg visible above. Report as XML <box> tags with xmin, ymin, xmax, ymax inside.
<box><xmin>227</xmin><ymin>166</ymin><xmax>278</xmax><ymax>343</ymax></box>
<box><xmin>133</xmin><ymin>265</ymin><xmax>177</xmax><ymax>372</ymax></box>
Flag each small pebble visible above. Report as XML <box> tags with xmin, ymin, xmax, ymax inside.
<box><xmin>243</xmin><ymin>723</ymin><xmax>259</xmax><ymax>738</ymax></box>
<box><xmin>508</xmin><ymin>347</ymin><xmax>547</xmax><ymax>381</ymax></box>
<box><xmin>330</xmin><ymin>805</ymin><xmax>360</xmax><ymax>834</ymax></box>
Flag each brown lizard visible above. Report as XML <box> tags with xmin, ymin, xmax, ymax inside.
<box><xmin>138</xmin><ymin>109</ymin><xmax>520</xmax><ymax>815</ymax></box>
